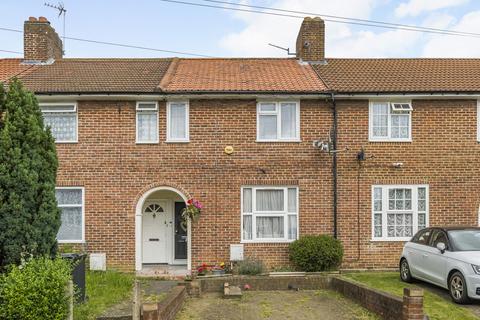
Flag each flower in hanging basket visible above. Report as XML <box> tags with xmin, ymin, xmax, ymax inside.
<box><xmin>182</xmin><ymin>198</ymin><xmax>203</xmax><ymax>225</ymax></box>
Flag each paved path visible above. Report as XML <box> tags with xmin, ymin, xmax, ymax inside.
<box><xmin>176</xmin><ymin>290</ymin><xmax>377</xmax><ymax>320</ymax></box>
<box><xmin>416</xmin><ymin>281</ymin><xmax>480</xmax><ymax>318</ymax></box>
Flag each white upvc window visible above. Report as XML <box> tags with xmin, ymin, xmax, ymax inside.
<box><xmin>56</xmin><ymin>187</ymin><xmax>85</xmax><ymax>243</ymax></box>
<box><xmin>257</xmin><ymin>101</ymin><xmax>300</xmax><ymax>142</ymax></box>
<box><xmin>40</xmin><ymin>103</ymin><xmax>78</xmax><ymax>143</ymax></box>
<box><xmin>372</xmin><ymin>185</ymin><xmax>428</xmax><ymax>241</ymax></box>
<box><xmin>241</xmin><ymin>186</ymin><xmax>299</xmax><ymax>243</ymax></box>
<box><xmin>136</xmin><ymin>102</ymin><xmax>159</xmax><ymax>143</ymax></box>
<box><xmin>167</xmin><ymin>101</ymin><xmax>189</xmax><ymax>142</ymax></box>
<box><xmin>369</xmin><ymin>101</ymin><xmax>412</xmax><ymax>142</ymax></box>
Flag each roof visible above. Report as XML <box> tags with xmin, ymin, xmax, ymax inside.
<box><xmin>0</xmin><ymin>59</ymin><xmax>37</xmax><ymax>82</ymax></box>
<box><xmin>313</xmin><ymin>58</ymin><xmax>480</xmax><ymax>94</ymax></box>
<box><xmin>159</xmin><ymin>58</ymin><xmax>327</xmax><ymax>93</ymax></box>
<box><xmin>17</xmin><ymin>59</ymin><xmax>172</xmax><ymax>93</ymax></box>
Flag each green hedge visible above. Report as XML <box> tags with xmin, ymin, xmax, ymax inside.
<box><xmin>0</xmin><ymin>257</ymin><xmax>72</xmax><ymax>320</ymax></box>
<box><xmin>289</xmin><ymin>235</ymin><xmax>343</xmax><ymax>272</ymax></box>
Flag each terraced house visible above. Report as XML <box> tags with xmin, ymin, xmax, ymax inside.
<box><xmin>1</xmin><ymin>16</ymin><xmax>480</xmax><ymax>273</ymax></box>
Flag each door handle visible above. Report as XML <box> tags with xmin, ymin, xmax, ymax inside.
<box><xmin>149</xmin><ymin>238</ymin><xmax>159</xmax><ymax>242</ymax></box>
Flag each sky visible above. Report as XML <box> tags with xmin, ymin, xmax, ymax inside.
<box><xmin>1</xmin><ymin>0</ymin><xmax>480</xmax><ymax>59</ymax></box>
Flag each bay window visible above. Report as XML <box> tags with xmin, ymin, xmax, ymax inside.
<box><xmin>372</xmin><ymin>185</ymin><xmax>428</xmax><ymax>241</ymax></box>
<box><xmin>242</xmin><ymin>186</ymin><xmax>298</xmax><ymax>242</ymax></box>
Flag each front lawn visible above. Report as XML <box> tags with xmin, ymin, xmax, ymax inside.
<box><xmin>74</xmin><ymin>270</ymin><xmax>134</xmax><ymax>320</ymax></box>
<box><xmin>342</xmin><ymin>272</ymin><xmax>477</xmax><ymax>320</ymax></box>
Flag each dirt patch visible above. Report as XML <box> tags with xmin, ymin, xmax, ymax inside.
<box><xmin>176</xmin><ymin>290</ymin><xmax>378</xmax><ymax>320</ymax></box>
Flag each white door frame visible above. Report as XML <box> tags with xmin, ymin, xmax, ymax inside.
<box><xmin>135</xmin><ymin>186</ymin><xmax>191</xmax><ymax>272</ymax></box>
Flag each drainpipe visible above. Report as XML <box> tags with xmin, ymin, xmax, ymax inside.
<box><xmin>330</xmin><ymin>92</ymin><xmax>338</xmax><ymax>239</ymax></box>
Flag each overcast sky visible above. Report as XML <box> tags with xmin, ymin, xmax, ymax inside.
<box><xmin>1</xmin><ymin>0</ymin><xmax>480</xmax><ymax>58</ymax></box>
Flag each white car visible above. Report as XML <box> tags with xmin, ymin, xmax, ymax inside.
<box><xmin>400</xmin><ymin>227</ymin><xmax>480</xmax><ymax>304</ymax></box>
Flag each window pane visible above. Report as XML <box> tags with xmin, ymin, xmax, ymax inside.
<box><xmin>137</xmin><ymin>112</ymin><xmax>158</xmax><ymax>142</ymax></box>
<box><xmin>43</xmin><ymin>113</ymin><xmax>77</xmax><ymax>141</ymax></box>
<box><xmin>56</xmin><ymin>189</ymin><xmax>82</xmax><ymax>205</ymax></box>
<box><xmin>256</xmin><ymin>216</ymin><xmax>284</xmax><ymax>238</ymax></box>
<box><xmin>243</xmin><ymin>188</ymin><xmax>252</xmax><ymax>213</ymax></box>
<box><xmin>387</xmin><ymin>213</ymin><xmax>413</xmax><ymax>238</ymax></box>
<box><xmin>391</xmin><ymin>114</ymin><xmax>409</xmax><ymax>139</ymax></box>
<box><xmin>243</xmin><ymin>215</ymin><xmax>252</xmax><ymax>240</ymax></box>
<box><xmin>280</xmin><ymin>103</ymin><xmax>297</xmax><ymax>139</ymax></box>
<box><xmin>371</xmin><ymin>103</ymin><xmax>388</xmax><ymax>137</ymax></box>
<box><xmin>57</xmin><ymin>207</ymin><xmax>82</xmax><ymax>241</ymax></box>
<box><xmin>259</xmin><ymin>103</ymin><xmax>276</xmax><ymax>112</ymax></box>
<box><xmin>288</xmin><ymin>215</ymin><xmax>297</xmax><ymax>240</ymax></box>
<box><xmin>256</xmin><ymin>190</ymin><xmax>284</xmax><ymax>211</ymax></box>
<box><xmin>418</xmin><ymin>213</ymin><xmax>426</xmax><ymax>229</ymax></box>
<box><xmin>169</xmin><ymin>103</ymin><xmax>187</xmax><ymax>139</ymax></box>
<box><xmin>287</xmin><ymin>188</ymin><xmax>297</xmax><ymax>213</ymax></box>
<box><xmin>373</xmin><ymin>187</ymin><xmax>382</xmax><ymax>211</ymax></box>
<box><xmin>259</xmin><ymin>115</ymin><xmax>277</xmax><ymax>140</ymax></box>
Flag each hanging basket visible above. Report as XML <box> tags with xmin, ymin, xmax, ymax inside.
<box><xmin>181</xmin><ymin>198</ymin><xmax>203</xmax><ymax>228</ymax></box>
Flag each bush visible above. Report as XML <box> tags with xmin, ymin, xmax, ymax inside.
<box><xmin>236</xmin><ymin>257</ymin><xmax>265</xmax><ymax>275</ymax></box>
<box><xmin>289</xmin><ymin>235</ymin><xmax>343</xmax><ymax>272</ymax></box>
<box><xmin>0</xmin><ymin>257</ymin><xmax>72</xmax><ymax>320</ymax></box>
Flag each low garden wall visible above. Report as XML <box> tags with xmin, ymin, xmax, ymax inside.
<box><xmin>142</xmin><ymin>286</ymin><xmax>186</xmax><ymax>320</ymax></box>
<box><xmin>183</xmin><ymin>275</ymin><xmax>425</xmax><ymax>320</ymax></box>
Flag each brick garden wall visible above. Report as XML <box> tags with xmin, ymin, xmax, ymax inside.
<box><xmin>54</xmin><ymin>97</ymin><xmax>480</xmax><ymax>271</ymax></box>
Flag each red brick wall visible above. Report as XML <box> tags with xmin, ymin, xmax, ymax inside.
<box><xmin>55</xmin><ymin>97</ymin><xmax>480</xmax><ymax>271</ymax></box>
<box><xmin>24</xmin><ymin>18</ymin><xmax>62</xmax><ymax>62</ymax></box>
<box><xmin>336</xmin><ymin>99</ymin><xmax>480</xmax><ymax>269</ymax></box>
<box><xmin>55</xmin><ymin>99</ymin><xmax>333</xmax><ymax>271</ymax></box>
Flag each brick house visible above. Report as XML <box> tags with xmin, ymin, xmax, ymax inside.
<box><xmin>1</xmin><ymin>16</ymin><xmax>480</xmax><ymax>272</ymax></box>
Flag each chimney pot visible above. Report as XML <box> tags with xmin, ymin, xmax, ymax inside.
<box><xmin>38</xmin><ymin>16</ymin><xmax>48</xmax><ymax>23</ymax></box>
<box><xmin>296</xmin><ymin>17</ymin><xmax>325</xmax><ymax>62</ymax></box>
<box><xmin>28</xmin><ymin>17</ymin><xmax>37</xmax><ymax>22</ymax></box>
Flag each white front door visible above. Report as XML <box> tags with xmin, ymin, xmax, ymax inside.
<box><xmin>142</xmin><ymin>200</ymin><xmax>171</xmax><ymax>264</ymax></box>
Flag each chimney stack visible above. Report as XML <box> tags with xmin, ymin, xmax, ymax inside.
<box><xmin>24</xmin><ymin>16</ymin><xmax>63</xmax><ymax>64</ymax></box>
<box><xmin>296</xmin><ymin>17</ymin><xmax>325</xmax><ymax>63</ymax></box>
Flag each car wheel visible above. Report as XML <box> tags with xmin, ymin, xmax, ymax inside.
<box><xmin>400</xmin><ymin>259</ymin><xmax>413</xmax><ymax>283</ymax></box>
<box><xmin>449</xmin><ymin>271</ymin><xmax>471</xmax><ymax>304</ymax></box>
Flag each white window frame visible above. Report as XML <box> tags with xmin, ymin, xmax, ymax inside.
<box><xmin>39</xmin><ymin>102</ymin><xmax>78</xmax><ymax>143</ymax></box>
<box><xmin>56</xmin><ymin>186</ymin><xmax>85</xmax><ymax>243</ymax></box>
<box><xmin>241</xmin><ymin>186</ymin><xmax>299</xmax><ymax>243</ymax></box>
<box><xmin>256</xmin><ymin>101</ymin><xmax>300</xmax><ymax>142</ymax></box>
<box><xmin>136</xmin><ymin>101</ymin><xmax>159</xmax><ymax>144</ymax></box>
<box><xmin>369</xmin><ymin>100</ymin><xmax>412</xmax><ymax>142</ymax></box>
<box><xmin>166</xmin><ymin>101</ymin><xmax>190</xmax><ymax>143</ymax></box>
<box><xmin>371</xmin><ymin>184</ymin><xmax>429</xmax><ymax>242</ymax></box>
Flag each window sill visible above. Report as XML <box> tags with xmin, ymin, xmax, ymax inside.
<box><xmin>256</xmin><ymin>139</ymin><xmax>301</xmax><ymax>143</ymax></box>
<box><xmin>58</xmin><ymin>240</ymin><xmax>86</xmax><ymax>244</ymax></box>
<box><xmin>370</xmin><ymin>238</ymin><xmax>411</xmax><ymax>242</ymax></box>
<box><xmin>166</xmin><ymin>140</ymin><xmax>190</xmax><ymax>144</ymax></box>
<box><xmin>136</xmin><ymin>141</ymin><xmax>159</xmax><ymax>145</ymax></box>
<box><xmin>241</xmin><ymin>239</ymin><xmax>296</xmax><ymax>244</ymax></box>
<box><xmin>55</xmin><ymin>140</ymin><xmax>78</xmax><ymax>144</ymax></box>
<box><xmin>369</xmin><ymin>138</ymin><xmax>412</xmax><ymax>143</ymax></box>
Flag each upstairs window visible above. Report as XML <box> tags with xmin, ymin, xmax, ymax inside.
<box><xmin>369</xmin><ymin>101</ymin><xmax>412</xmax><ymax>141</ymax></box>
<box><xmin>40</xmin><ymin>103</ymin><xmax>77</xmax><ymax>143</ymax></box>
<box><xmin>372</xmin><ymin>185</ymin><xmax>428</xmax><ymax>241</ymax></box>
<box><xmin>257</xmin><ymin>102</ymin><xmax>300</xmax><ymax>141</ymax></box>
<box><xmin>136</xmin><ymin>102</ymin><xmax>158</xmax><ymax>143</ymax></box>
<box><xmin>242</xmin><ymin>186</ymin><xmax>298</xmax><ymax>242</ymax></box>
<box><xmin>167</xmin><ymin>101</ymin><xmax>189</xmax><ymax>142</ymax></box>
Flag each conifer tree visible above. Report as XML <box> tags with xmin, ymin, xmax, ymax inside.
<box><xmin>0</xmin><ymin>79</ymin><xmax>60</xmax><ymax>267</ymax></box>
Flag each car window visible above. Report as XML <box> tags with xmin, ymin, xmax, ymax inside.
<box><xmin>430</xmin><ymin>230</ymin><xmax>449</xmax><ymax>249</ymax></box>
<box><xmin>412</xmin><ymin>229</ymin><xmax>431</xmax><ymax>245</ymax></box>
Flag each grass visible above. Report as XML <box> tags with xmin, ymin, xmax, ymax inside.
<box><xmin>343</xmin><ymin>272</ymin><xmax>478</xmax><ymax>320</ymax></box>
<box><xmin>73</xmin><ymin>270</ymin><xmax>134</xmax><ymax>320</ymax></box>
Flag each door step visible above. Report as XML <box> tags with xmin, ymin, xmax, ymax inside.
<box><xmin>224</xmin><ymin>282</ymin><xmax>242</xmax><ymax>299</ymax></box>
